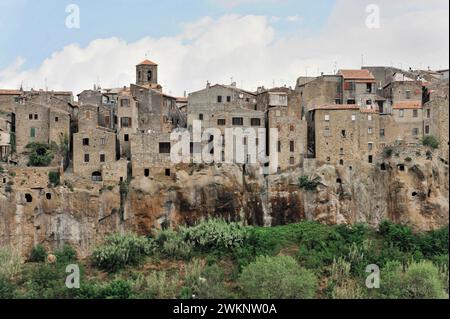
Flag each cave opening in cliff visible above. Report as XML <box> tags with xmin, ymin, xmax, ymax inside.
<box><xmin>398</xmin><ymin>164</ymin><xmax>405</xmax><ymax>171</ymax></box>
<box><xmin>25</xmin><ymin>193</ymin><xmax>32</xmax><ymax>202</ymax></box>
<box><xmin>412</xmin><ymin>192</ymin><xmax>418</xmax><ymax>197</ymax></box>
<box><xmin>46</xmin><ymin>193</ymin><xmax>52</xmax><ymax>200</ymax></box>
<box><xmin>336</xmin><ymin>178</ymin><xmax>342</xmax><ymax>184</ymax></box>
<box><xmin>165</xmin><ymin>168</ymin><xmax>171</xmax><ymax>176</ymax></box>
<box><xmin>381</xmin><ymin>163</ymin><xmax>387</xmax><ymax>170</ymax></box>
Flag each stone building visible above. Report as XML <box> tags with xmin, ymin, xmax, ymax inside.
<box><xmin>390</xmin><ymin>100</ymin><xmax>424</xmax><ymax>145</ymax></box>
<box><xmin>0</xmin><ymin>115</ymin><xmax>11</xmax><ymax>161</ymax></box>
<box><xmin>73</xmin><ymin>127</ymin><xmax>118</xmax><ymax>181</ymax></box>
<box><xmin>308</xmin><ymin>104</ymin><xmax>381</xmax><ymax>166</ymax></box>
<box><xmin>257</xmin><ymin>87</ymin><xmax>307</xmax><ymax>171</ymax></box>
<box><xmin>296</xmin><ymin>74</ymin><xmax>342</xmax><ymax>114</ymax></box>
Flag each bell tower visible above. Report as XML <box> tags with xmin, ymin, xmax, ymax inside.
<box><xmin>136</xmin><ymin>59</ymin><xmax>158</xmax><ymax>86</ymax></box>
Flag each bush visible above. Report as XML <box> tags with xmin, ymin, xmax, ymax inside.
<box><xmin>133</xmin><ymin>271</ymin><xmax>180</xmax><ymax>299</ymax></box>
<box><xmin>77</xmin><ymin>279</ymin><xmax>134</xmax><ymax>299</ymax></box>
<box><xmin>29</xmin><ymin>245</ymin><xmax>47</xmax><ymax>263</ymax></box>
<box><xmin>238</xmin><ymin>255</ymin><xmax>317</xmax><ymax>299</ymax></box>
<box><xmin>48</xmin><ymin>171</ymin><xmax>60</xmax><ymax>187</ymax></box>
<box><xmin>378</xmin><ymin>221</ymin><xmax>417</xmax><ymax>252</ymax></box>
<box><xmin>383</xmin><ymin>148</ymin><xmax>394</xmax><ymax>158</ymax></box>
<box><xmin>91</xmin><ymin>233</ymin><xmax>153</xmax><ymax>272</ymax></box>
<box><xmin>0</xmin><ymin>246</ymin><xmax>22</xmax><ymax>280</ymax></box>
<box><xmin>422</xmin><ymin>136</ymin><xmax>439</xmax><ymax>149</ymax></box>
<box><xmin>0</xmin><ymin>275</ymin><xmax>16</xmax><ymax>299</ymax></box>
<box><xmin>26</xmin><ymin>143</ymin><xmax>54</xmax><ymax>167</ymax></box>
<box><xmin>298</xmin><ymin>175</ymin><xmax>321</xmax><ymax>191</ymax></box>
<box><xmin>403</xmin><ymin>261</ymin><xmax>447</xmax><ymax>299</ymax></box>
<box><xmin>54</xmin><ymin>244</ymin><xmax>77</xmax><ymax>264</ymax></box>
<box><xmin>155</xmin><ymin>229</ymin><xmax>193</xmax><ymax>260</ymax></box>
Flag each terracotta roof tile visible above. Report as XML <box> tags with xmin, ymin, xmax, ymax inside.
<box><xmin>312</xmin><ymin>104</ymin><xmax>360</xmax><ymax>111</ymax></box>
<box><xmin>338</xmin><ymin>69</ymin><xmax>375</xmax><ymax>80</ymax></box>
<box><xmin>393</xmin><ymin>100</ymin><xmax>422</xmax><ymax>109</ymax></box>
<box><xmin>137</xmin><ymin>59</ymin><xmax>158</xmax><ymax>66</ymax></box>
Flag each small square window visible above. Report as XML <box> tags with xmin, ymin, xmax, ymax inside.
<box><xmin>165</xmin><ymin>169</ymin><xmax>171</xmax><ymax>177</ymax></box>
<box><xmin>124</xmin><ymin>134</ymin><xmax>129</xmax><ymax>142</ymax></box>
<box><xmin>351</xmin><ymin>114</ymin><xmax>356</xmax><ymax>121</ymax></box>
<box><xmin>368</xmin><ymin>128</ymin><xmax>373</xmax><ymax>134</ymax></box>
<box><xmin>84</xmin><ymin>154</ymin><xmax>90</xmax><ymax>163</ymax></box>
<box><xmin>217</xmin><ymin>119</ymin><xmax>226</xmax><ymax>126</ymax></box>
<box><xmin>226</xmin><ymin>96</ymin><xmax>231</xmax><ymax>102</ymax></box>
<box><xmin>55</xmin><ymin>117</ymin><xmax>59</xmax><ymax>122</ymax></box>
<box><xmin>29</xmin><ymin>114</ymin><xmax>33</xmax><ymax>120</ymax></box>
<box><xmin>324</xmin><ymin>114</ymin><xmax>330</xmax><ymax>121</ymax></box>
<box><xmin>217</xmin><ymin>96</ymin><xmax>222</xmax><ymax>103</ymax></box>
<box><xmin>100</xmin><ymin>154</ymin><xmax>106</xmax><ymax>162</ymax></box>
<box><xmin>34</xmin><ymin>114</ymin><xmax>38</xmax><ymax>120</ymax></box>
<box><xmin>199</xmin><ymin>113</ymin><xmax>204</xmax><ymax>120</ymax></box>
<box><xmin>83</xmin><ymin>138</ymin><xmax>89</xmax><ymax>146</ymax></box>
<box><xmin>144</xmin><ymin>169</ymin><xmax>150</xmax><ymax>177</ymax></box>
<box><xmin>413</xmin><ymin>110</ymin><xmax>418</xmax><ymax>118</ymax></box>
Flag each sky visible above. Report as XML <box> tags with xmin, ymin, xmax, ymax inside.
<box><xmin>0</xmin><ymin>0</ymin><xmax>448</xmax><ymax>96</ymax></box>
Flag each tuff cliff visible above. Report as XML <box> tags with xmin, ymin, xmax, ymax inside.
<box><xmin>0</xmin><ymin>146</ymin><xmax>448</xmax><ymax>258</ymax></box>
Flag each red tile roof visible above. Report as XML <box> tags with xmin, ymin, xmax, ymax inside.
<box><xmin>137</xmin><ymin>59</ymin><xmax>158</xmax><ymax>66</ymax></box>
<box><xmin>338</xmin><ymin>69</ymin><xmax>375</xmax><ymax>80</ymax></box>
<box><xmin>0</xmin><ymin>89</ymin><xmax>21</xmax><ymax>95</ymax></box>
<box><xmin>312</xmin><ymin>104</ymin><xmax>360</xmax><ymax>111</ymax></box>
<box><xmin>393</xmin><ymin>100</ymin><xmax>422</xmax><ymax>109</ymax></box>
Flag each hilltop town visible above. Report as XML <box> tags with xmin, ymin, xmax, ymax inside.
<box><xmin>0</xmin><ymin>60</ymin><xmax>448</xmax><ymax>257</ymax></box>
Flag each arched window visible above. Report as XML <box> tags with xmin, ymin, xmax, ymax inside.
<box><xmin>147</xmin><ymin>70</ymin><xmax>152</xmax><ymax>81</ymax></box>
<box><xmin>91</xmin><ymin>171</ymin><xmax>102</xmax><ymax>182</ymax></box>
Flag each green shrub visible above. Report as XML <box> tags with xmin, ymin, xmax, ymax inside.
<box><xmin>0</xmin><ymin>275</ymin><xmax>16</xmax><ymax>299</ymax></box>
<box><xmin>48</xmin><ymin>171</ymin><xmax>60</xmax><ymax>187</ymax></box>
<box><xmin>26</xmin><ymin>143</ymin><xmax>54</xmax><ymax>167</ymax></box>
<box><xmin>298</xmin><ymin>175</ymin><xmax>321</xmax><ymax>191</ymax></box>
<box><xmin>155</xmin><ymin>229</ymin><xmax>193</xmax><ymax>260</ymax></box>
<box><xmin>133</xmin><ymin>271</ymin><xmax>180</xmax><ymax>299</ymax></box>
<box><xmin>383</xmin><ymin>148</ymin><xmax>394</xmax><ymax>158</ymax></box>
<box><xmin>378</xmin><ymin>220</ymin><xmax>417</xmax><ymax>252</ymax></box>
<box><xmin>238</xmin><ymin>255</ymin><xmax>317</xmax><ymax>299</ymax></box>
<box><xmin>0</xmin><ymin>166</ymin><xmax>4</xmax><ymax>174</ymax></box>
<box><xmin>0</xmin><ymin>246</ymin><xmax>22</xmax><ymax>280</ymax></box>
<box><xmin>91</xmin><ymin>233</ymin><xmax>153</xmax><ymax>272</ymax></box>
<box><xmin>422</xmin><ymin>136</ymin><xmax>439</xmax><ymax>149</ymax></box>
<box><xmin>405</xmin><ymin>157</ymin><xmax>412</xmax><ymax>162</ymax></box>
<box><xmin>29</xmin><ymin>245</ymin><xmax>47</xmax><ymax>263</ymax></box>
<box><xmin>403</xmin><ymin>261</ymin><xmax>447</xmax><ymax>299</ymax></box>
<box><xmin>77</xmin><ymin>279</ymin><xmax>134</xmax><ymax>299</ymax></box>
<box><xmin>54</xmin><ymin>244</ymin><xmax>77</xmax><ymax>264</ymax></box>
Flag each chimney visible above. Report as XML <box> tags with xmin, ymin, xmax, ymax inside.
<box><xmin>206</xmin><ymin>81</ymin><xmax>210</xmax><ymax>89</ymax></box>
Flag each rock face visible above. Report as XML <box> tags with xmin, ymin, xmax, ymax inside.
<box><xmin>0</xmin><ymin>146</ymin><xmax>448</xmax><ymax>258</ymax></box>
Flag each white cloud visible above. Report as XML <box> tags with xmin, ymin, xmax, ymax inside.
<box><xmin>286</xmin><ymin>15</ymin><xmax>300</xmax><ymax>22</ymax></box>
<box><xmin>0</xmin><ymin>1</ymin><xmax>448</xmax><ymax>96</ymax></box>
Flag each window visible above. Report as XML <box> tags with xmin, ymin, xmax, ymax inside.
<box><xmin>147</xmin><ymin>70</ymin><xmax>152</xmax><ymax>81</ymax></box>
<box><xmin>165</xmin><ymin>169</ymin><xmax>171</xmax><ymax>177</ymax></box>
<box><xmin>25</xmin><ymin>194</ymin><xmax>33</xmax><ymax>203</ymax></box>
<box><xmin>405</xmin><ymin>90</ymin><xmax>411</xmax><ymax>99</ymax></box>
<box><xmin>217</xmin><ymin>96</ymin><xmax>222</xmax><ymax>103</ymax></box>
<box><xmin>399</xmin><ymin>109</ymin><xmax>404</xmax><ymax>117</ymax></box>
<box><xmin>347</xmin><ymin>99</ymin><xmax>356</xmax><ymax>105</ymax></box>
<box><xmin>340</xmin><ymin>148</ymin><xmax>344</xmax><ymax>155</ymax></box>
<box><xmin>84</xmin><ymin>154</ymin><xmax>90</xmax><ymax>163</ymax></box>
<box><xmin>412</xmin><ymin>128</ymin><xmax>419</xmax><ymax>136</ymax></box>
<box><xmin>120</xmin><ymin>99</ymin><xmax>129</xmax><ymax>107</ymax></box>
<box><xmin>290</xmin><ymin>141</ymin><xmax>295</xmax><ymax>152</ymax></box>
<box><xmin>413</xmin><ymin>109</ymin><xmax>418</xmax><ymax>118</ymax></box>
<box><xmin>30</xmin><ymin>127</ymin><xmax>36</xmax><ymax>138</ymax></box>
<box><xmin>327</xmin><ymin>157</ymin><xmax>331</xmax><ymax>162</ymax></box>
<box><xmin>290</xmin><ymin>157</ymin><xmax>295</xmax><ymax>165</ymax></box>
<box><xmin>83</xmin><ymin>138</ymin><xmax>89</xmax><ymax>146</ymax></box>
<box><xmin>368</xmin><ymin>155</ymin><xmax>373</xmax><ymax>163</ymax></box>
<box><xmin>55</xmin><ymin>117</ymin><xmax>59</xmax><ymax>122</ymax></box>
<box><xmin>121</xmin><ymin>117</ymin><xmax>131</xmax><ymax>128</ymax></box>
<box><xmin>339</xmin><ymin>159</ymin><xmax>344</xmax><ymax>166</ymax></box>
<box><xmin>29</xmin><ymin>114</ymin><xmax>33</xmax><ymax>120</ymax></box>
<box><xmin>324</xmin><ymin>114</ymin><xmax>330</xmax><ymax>121</ymax></box>
<box><xmin>217</xmin><ymin>119</ymin><xmax>226</xmax><ymax>126</ymax></box>
<box><xmin>159</xmin><ymin>142</ymin><xmax>171</xmax><ymax>154</ymax></box>
<box><xmin>100</xmin><ymin>154</ymin><xmax>106</xmax><ymax>162</ymax></box>
<box><xmin>250</xmin><ymin>118</ymin><xmax>261</xmax><ymax>126</ymax></box>
<box><xmin>278</xmin><ymin>141</ymin><xmax>281</xmax><ymax>153</ymax></box>
<box><xmin>232</xmin><ymin>117</ymin><xmax>243</xmax><ymax>126</ymax></box>
<box><xmin>341</xmin><ymin>130</ymin><xmax>346</xmax><ymax>138</ymax></box>
<box><xmin>368</xmin><ymin>143</ymin><xmax>373</xmax><ymax>151</ymax></box>
<box><xmin>34</xmin><ymin>114</ymin><xmax>38</xmax><ymax>120</ymax></box>
<box><xmin>368</xmin><ymin>127</ymin><xmax>373</xmax><ymax>134</ymax></box>
<box><xmin>368</xmin><ymin>115</ymin><xmax>372</xmax><ymax>121</ymax></box>
<box><xmin>366</xmin><ymin>100</ymin><xmax>372</xmax><ymax>105</ymax></box>
<box><xmin>351</xmin><ymin>114</ymin><xmax>356</xmax><ymax>121</ymax></box>
<box><xmin>427</xmin><ymin>109</ymin><xmax>431</xmax><ymax>118</ymax></box>
<box><xmin>144</xmin><ymin>169</ymin><xmax>150</xmax><ymax>177</ymax></box>
<box><xmin>199</xmin><ymin>113</ymin><xmax>204</xmax><ymax>120</ymax></box>
<box><xmin>380</xmin><ymin>128</ymin><xmax>385</xmax><ymax>137</ymax></box>
<box><xmin>366</xmin><ymin>83</ymin><xmax>372</xmax><ymax>93</ymax></box>
<box><xmin>100</xmin><ymin>138</ymin><xmax>106</xmax><ymax>145</ymax></box>
<box><xmin>425</xmin><ymin>125</ymin><xmax>430</xmax><ymax>134</ymax></box>
<box><xmin>124</xmin><ymin>134</ymin><xmax>129</xmax><ymax>142</ymax></box>
<box><xmin>243</xmin><ymin>137</ymin><xmax>247</xmax><ymax>146</ymax></box>
<box><xmin>226</xmin><ymin>96</ymin><xmax>231</xmax><ymax>102</ymax></box>
<box><xmin>335</xmin><ymin>99</ymin><xmax>341</xmax><ymax>104</ymax></box>
<box><xmin>46</xmin><ymin>193</ymin><xmax>51</xmax><ymax>200</ymax></box>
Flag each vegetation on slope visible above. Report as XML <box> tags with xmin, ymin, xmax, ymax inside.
<box><xmin>0</xmin><ymin>219</ymin><xmax>448</xmax><ymax>299</ymax></box>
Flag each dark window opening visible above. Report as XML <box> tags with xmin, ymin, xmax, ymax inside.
<box><xmin>251</xmin><ymin>118</ymin><xmax>261</xmax><ymax>126</ymax></box>
<box><xmin>144</xmin><ymin>169</ymin><xmax>150</xmax><ymax>177</ymax></box>
<box><xmin>341</xmin><ymin>130</ymin><xmax>346</xmax><ymax>137</ymax></box>
<box><xmin>199</xmin><ymin>113</ymin><xmax>204</xmax><ymax>120</ymax></box>
<box><xmin>217</xmin><ymin>96</ymin><xmax>222</xmax><ymax>103</ymax></box>
<box><xmin>100</xmin><ymin>154</ymin><xmax>106</xmax><ymax>162</ymax></box>
<box><xmin>217</xmin><ymin>119</ymin><xmax>226</xmax><ymax>125</ymax></box>
<box><xmin>226</xmin><ymin>96</ymin><xmax>231</xmax><ymax>102</ymax></box>
<box><xmin>398</xmin><ymin>164</ymin><xmax>405</xmax><ymax>171</ymax></box>
<box><xmin>368</xmin><ymin>155</ymin><xmax>373</xmax><ymax>164</ymax></box>
<box><xmin>278</xmin><ymin>141</ymin><xmax>281</xmax><ymax>153</ymax></box>
<box><xmin>380</xmin><ymin>163</ymin><xmax>387</xmax><ymax>171</ymax></box>
<box><xmin>290</xmin><ymin>141</ymin><xmax>295</xmax><ymax>152</ymax></box>
<box><xmin>232</xmin><ymin>117</ymin><xmax>243</xmax><ymax>126</ymax></box>
<box><xmin>339</xmin><ymin>159</ymin><xmax>344</xmax><ymax>166</ymax></box>
<box><xmin>336</xmin><ymin>178</ymin><xmax>342</xmax><ymax>184</ymax></box>
<box><xmin>165</xmin><ymin>169</ymin><xmax>171</xmax><ymax>177</ymax></box>
<box><xmin>84</xmin><ymin>154</ymin><xmax>90</xmax><ymax>163</ymax></box>
<box><xmin>412</xmin><ymin>192</ymin><xmax>418</xmax><ymax>197</ymax></box>
<box><xmin>46</xmin><ymin>193</ymin><xmax>51</xmax><ymax>200</ymax></box>
<box><xmin>428</xmin><ymin>189</ymin><xmax>431</xmax><ymax>198</ymax></box>
<box><xmin>159</xmin><ymin>142</ymin><xmax>171</xmax><ymax>154</ymax></box>
<box><xmin>55</xmin><ymin>117</ymin><xmax>59</xmax><ymax>122</ymax></box>
<box><xmin>124</xmin><ymin>134</ymin><xmax>129</xmax><ymax>142</ymax></box>
<box><xmin>91</xmin><ymin>171</ymin><xmax>102</xmax><ymax>182</ymax></box>
<box><xmin>25</xmin><ymin>193</ymin><xmax>32</xmax><ymax>203</ymax></box>
<box><xmin>349</xmin><ymin>166</ymin><xmax>353</xmax><ymax>171</ymax></box>
<box><xmin>82</xmin><ymin>138</ymin><xmax>89</xmax><ymax>146</ymax></box>
<box><xmin>29</xmin><ymin>114</ymin><xmax>33</xmax><ymax>120</ymax></box>
<box><xmin>34</xmin><ymin>114</ymin><xmax>38</xmax><ymax>120</ymax></box>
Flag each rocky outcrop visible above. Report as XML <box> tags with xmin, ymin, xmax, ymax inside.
<box><xmin>0</xmin><ymin>146</ymin><xmax>448</xmax><ymax>258</ymax></box>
